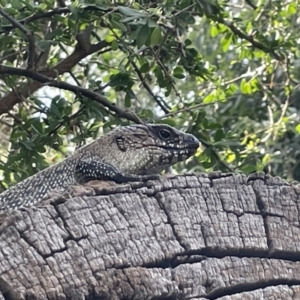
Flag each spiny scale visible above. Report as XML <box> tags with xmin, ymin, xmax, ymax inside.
<box><xmin>0</xmin><ymin>124</ymin><xmax>199</xmax><ymax>211</ymax></box>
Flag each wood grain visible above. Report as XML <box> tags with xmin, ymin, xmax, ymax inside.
<box><xmin>0</xmin><ymin>172</ymin><xmax>299</xmax><ymax>299</ymax></box>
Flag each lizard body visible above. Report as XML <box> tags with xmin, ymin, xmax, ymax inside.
<box><xmin>0</xmin><ymin>124</ymin><xmax>199</xmax><ymax>211</ymax></box>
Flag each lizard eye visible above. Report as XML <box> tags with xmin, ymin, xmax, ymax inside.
<box><xmin>159</xmin><ymin>129</ymin><xmax>171</xmax><ymax>140</ymax></box>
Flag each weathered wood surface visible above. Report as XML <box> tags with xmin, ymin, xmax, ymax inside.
<box><xmin>0</xmin><ymin>172</ymin><xmax>300</xmax><ymax>300</ymax></box>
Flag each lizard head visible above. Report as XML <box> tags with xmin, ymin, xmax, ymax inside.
<box><xmin>111</xmin><ymin>123</ymin><xmax>199</xmax><ymax>175</ymax></box>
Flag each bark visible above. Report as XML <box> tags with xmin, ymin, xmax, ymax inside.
<box><xmin>0</xmin><ymin>172</ymin><xmax>300</xmax><ymax>300</ymax></box>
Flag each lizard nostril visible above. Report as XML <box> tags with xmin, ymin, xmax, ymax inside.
<box><xmin>186</xmin><ymin>134</ymin><xmax>199</xmax><ymax>145</ymax></box>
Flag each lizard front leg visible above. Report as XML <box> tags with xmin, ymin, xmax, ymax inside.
<box><xmin>75</xmin><ymin>159</ymin><xmax>160</xmax><ymax>184</ymax></box>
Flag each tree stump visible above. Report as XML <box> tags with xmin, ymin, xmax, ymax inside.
<box><xmin>0</xmin><ymin>172</ymin><xmax>300</xmax><ymax>300</ymax></box>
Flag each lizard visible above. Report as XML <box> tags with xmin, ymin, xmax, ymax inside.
<box><xmin>0</xmin><ymin>123</ymin><xmax>199</xmax><ymax>211</ymax></box>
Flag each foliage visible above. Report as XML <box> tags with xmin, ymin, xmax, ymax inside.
<box><xmin>0</xmin><ymin>0</ymin><xmax>299</xmax><ymax>190</ymax></box>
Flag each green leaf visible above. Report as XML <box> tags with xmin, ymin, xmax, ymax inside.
<box><xmin>11</xmin><ymin>0</ymin><xmax>23</xmax><ymax>10</ymax></box>
<box><xmin>165</xmin><ymin>83</ymin><xmax>172</xmax><ymax>97</ymax></box>
<box><xmin>35</xmin><ymin>145</ymin><xmax>46</xmax><ymax>153</ymax></box>
<box><xmin>147</xmin><ymin>18</ymin><xmax>157</xmax><ymax>28</ymax></box>
<box><xmin>111</xmin><ymin>40</ymin><xmax>118</xmax><ymax>50</ymax></box>
<box><xmin>173</xmin><ymin>66</ymin><xmax>184</xmax><ymax>74</ymax></box>
<box><xmin>84</xmin><ymin>3</ymin><xmax>109</xmax><ymax>10</ymax></box>
<box><xmin>21</xmin><ymin>141</ymin><xmax>35</xmax><ymax>150</ymax></box>
<box><xmin>185</xmin><ymin>39</ymin><xmax>192</xmax><ymax>46</ymax></box>
<box><xmin>69</xmin><ymin>4</ymin><xmax>79</xmax><ymax>17</ymax></box>
<box><xmin>49</xmin><ymin>103</ymin><xmax>62</xmax><ymax>119</ymax></box>
<box><xmin>173</xmin><ymin>73</ymin><xmax>185</xmax><ymax>79</ymax></box>
<box><xmin>173</xmin><ymin>66</ymin><xmax>185</xmax><ymax>79</ymax></box>
<box><xmin>240</xmin><ymin>78</ymin><xmax>252</xmax><ymax>94</ymax></box>
<box><xmin>3</xmin><ymin>7</ymin><xmax>18</xmax><ymax>15</ymax></box>
<box><xmin>177</xmin><ymin>11</ymin><xmax>195</xmax><ymax>24</ymax></box>
<box><xmin>105</xmin><ymin>35</ymin><xmax>115</xmax><ymax>42</ymax></box>
<box><xmin>287</xmin><ymin>3</ymin><xmax>297</xmax><ymax>14</ymax></box>
<box><xmin>221</xmin><ymin>33</ymin><xmax>232</xmax><ymax>52</ymax></box>
<box><xmin>262</xmin><ymin>153</ymin><xmax>270</xmax><ymax>164</ymax></box>
<box><xmin>118</xmin><ymin>6</ymin><xmax>146</xmax><ymax>17</ymax></box>
<box><xmin>154</xmin><ymin>67</ymin><xmax>164</xmax><ymax>84</ymax></box>
<box><xmin>137</xmin><ymin>24</ymin><xmax>150</xmax><ymax>47</ymax></box>
<box><xmin>203</xmin><ymin>93</ymin><xmax>216</xmax><ymax>104</ymax></box>
<box><xmin>210</xmin><ymin>25</ymin><xmax>219</xmax><ymax>37</ymax></box>
<box><xmin>45</xmin><ymin>29</ymin><xmax>63</xmax><ymax>41</ymax></box>
<box><xmin>173</xmin><ymin>74</ymin><xmax>185</xmax><ymax>79</ymax></box>
<box><xmin>240</xmin><ymin>165</ymin><xmax>257</xmax><ymax>173</ymax></box>
<box><xmin>214</xmin><ymin>129</ymin><xmax>225</xmax><ymax>142</ymax></box>
<box><xmin>125</xmin><ymin>93</ymin><xmax>131</xmax><ymax>107</ymax></box>
<box><xmin>295</xmin><ymin>124</ymin><xmax>300</xmax><ymax>134</ymax></box>
<box><xmin>139</xmin><ymin>109</ymin><xmax>154</xmax><ymax>120</ymax></box>
<box><xmin>110</xmin><ymin>19</ymin><xmax>127</xmax><ymax>32</ymax></box>
<box><xmin>151</xmin><ymin>27</ymin><xmax>162</xmax><ymax>46</ymax></box>
<box><xmin>140</xmin><ymin>62</ymin><xmax>150</xmax><ymax>73</ymax></box>
<box><xmin>109</xmin><ymin>73</ymin><xmax>134</xmax><ymax>88</ymax></box>
<box><xmin>36</xmin><ymin>40</ymin><xmax>52</xmax><ymax>52</ymax></box>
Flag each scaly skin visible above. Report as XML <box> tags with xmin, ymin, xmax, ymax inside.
<box><xmin>0</xmin><ymin>124</ymin><xmax>199</xmax><ymax>211</ymax></box>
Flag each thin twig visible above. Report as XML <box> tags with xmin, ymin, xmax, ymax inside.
<box><xmin>159</xmin><ymin>91</ymin><xmax>248</xmax><ymax>120</ymax></box>
<box><xmin>109</xmin><ymin>24</ymin><xmax>171</xmax><ymax>113</ymax></box>
<box><xmin>129</xmin><ymin>58</ymin><xmax>170</xmax><ymax>113</ymax></box>
<box><xmin>245</xmin><ymin>0</ymin><xmax>257</xmax><ymax>10</ymax></box>
<box><xmin>150</xmin><ymin>48</ymin><xmax>182</xmax><ymax>99</ymax></box>
<box><xmin>0</xmin><ymin>8</ymin><xmax>36</xmax><ymax>69</ymax></box>
<box><xmin>211</xmin><ymin>15</ymin><xmax>283</xmax><ymax>61</ymax></box>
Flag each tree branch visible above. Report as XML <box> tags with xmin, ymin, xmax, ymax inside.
<box><xmin>0</xmin><ymin>40</ymin><xmax>111</xmax><ymax>115</ymax></box>
<box><xmin>0</xmin><ymin>6</ymin><xmax>111</xmax><ymax>33</ymax></box>
<box><xmin>0</xmin><ymin>8</ymin><xmax>35</xmax><ymax>69</ymax></box>
<box><xmin>245</xmin><ymin>0</ymin><xmax>257</xmax><ymax>10</ymax></box>
<box><xmin>0</xmin><ymin>65</ymin><xmax>142</xmax><ymax>124</ymax></box>
<box><xmin>129</xmin><ymin>58</ymin><xmax>170</xmax><ymax>114</ymax></box>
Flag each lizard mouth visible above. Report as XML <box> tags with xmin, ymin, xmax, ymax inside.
<box><xmin>161</xmin><ymin>137</ymin><xmax>199</xmax><ymax>151</ymax></box>
<box><xmin>144</xmin><ymin>140</ymin><xmax>199</xmax><ymax>153</ymax></box>
<box><xmin>184</xmin><ymin>134</ymin><xmax>200</xmax><ymax>148</ymax></box>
